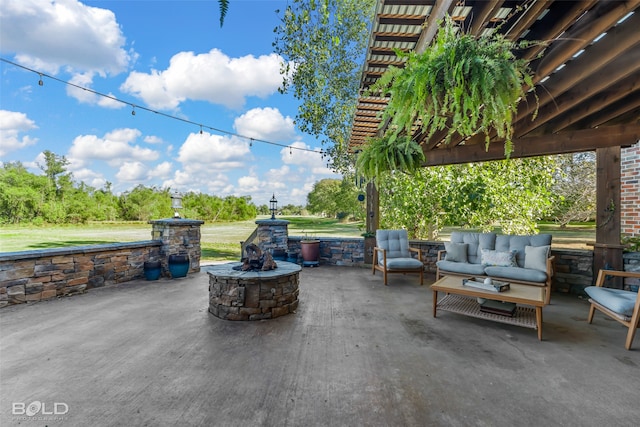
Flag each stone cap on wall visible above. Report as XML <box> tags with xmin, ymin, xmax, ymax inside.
<box><xmin>255</xmin><ymin>219</ymin><xmax>290</xmax><ymax>226</ymax></box>
<box><xmin>0</xmin><ymin>240</ymin><xmax>162</xmax><ymax>262</ymax></box>
<box><xmin>148</xmin><ymin>218</ymin><xmax>205</xmax><ymax>225</ymax></box>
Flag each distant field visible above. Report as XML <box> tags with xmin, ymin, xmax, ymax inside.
<box><xmin>0</xmin><ymin>218</ymin><xmax>595</xmax><ymax>261</ymax></box>
<box><xmin>0</xmin><ymin>217</ymin><xmax>365</xmax><ymax>261</ymax></box>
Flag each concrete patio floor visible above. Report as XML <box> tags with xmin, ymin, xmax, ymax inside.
<box><xmin>1</xmin><ymin>265</ymin><xmax>639</xmax><ymax>426</ymax></box>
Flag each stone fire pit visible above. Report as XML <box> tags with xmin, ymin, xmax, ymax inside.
<box><xmin>207</xmin><ymin>261</ymin><xmax>301</xmax><ymax>321</ymax></box>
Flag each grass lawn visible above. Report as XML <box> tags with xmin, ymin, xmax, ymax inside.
<box><xmin>0</xmin><ymin>217</ymin><xmax>595</xmax><ymax>262</ymax></box>
<box><xmin>0</xmin><ymin>217</ymin><xmax>365</xmax><ymax>262</ymax></box>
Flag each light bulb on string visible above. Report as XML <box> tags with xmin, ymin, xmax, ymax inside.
<box><xmin>0</xmin><ymin>59</ymin><xmax>337</xmax><ymax>159</ymax></box>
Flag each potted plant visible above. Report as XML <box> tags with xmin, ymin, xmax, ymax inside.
<box><xmin>356</xmin><ymin>134</ymin><xmax>425</xmax><ymax>181</ymax></box>
<box><xmin>300</xmin><ymin>232</ymin><xmax>320</xmax><ymax>265</ymax></box>
<box><xmin>368</xmin><ymin>15</ymin><xmax>539</xmax><ymax>161</ymax></box>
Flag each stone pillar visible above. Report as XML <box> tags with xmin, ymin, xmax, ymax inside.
<box><xmin>149</xmin><ymin>218</ymin><xmax>204</xmax><ymax>277</ymax></box>
<box><xmin>254</xmin><ymin>219</ymin><xmax>290</xmax><ymax>255</ymax></box>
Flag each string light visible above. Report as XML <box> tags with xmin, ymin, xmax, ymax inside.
<box><xmin>1</xmin><ymin>57</ymin><xmax>327</xmax><ymax>157</ymax></box>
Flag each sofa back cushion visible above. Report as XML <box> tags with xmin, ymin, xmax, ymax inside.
<box><xmin>450</xmin><ymin>232</ymin><xmax>496</xmax><ymax>264</ymax></box>
<box><xmin>494</xmin><ymin>234</ymin><xmax>552</xmax><ymax>268</ymax></box>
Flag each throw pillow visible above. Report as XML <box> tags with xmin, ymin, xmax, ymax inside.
<box><xmin>444</xmin><ymin>242</ymin><xmax>468</xmax><ymax>263</ymax></box>
<box><xmin>524</xmin><ymin>245</ymin><xmax>550</xmax><ymax>272</ymax></box>
<box><xmin>481</xmin><ymin>249</ymin><xmax>517</xmax><ymax>267</ymax></box>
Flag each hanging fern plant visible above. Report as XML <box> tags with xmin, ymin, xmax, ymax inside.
<box><xmin>356</xmin><ymin>134</ymin><xmax>425</xmax><ymax>181</ymax></box>
<box><xmin>370</xmin><ymin>15</ymin><xmax>539</xmax><ymax>157</ymax></box>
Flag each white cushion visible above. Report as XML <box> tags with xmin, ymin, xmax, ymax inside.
<box><xmin>481</xmin><ymin>249</ymin><xmax>517</xmax><ymax>267</ymax></box>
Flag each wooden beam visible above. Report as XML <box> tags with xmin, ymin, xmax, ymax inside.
<box><xmin>516</xmin><ymin>8</ymin><xmax>640</xmax><ymax>124</ymax></box>
<box><xmin>547</xmin><ymin>75</ymin><xmax>640</xmax><ymax>133</ymax></box>
<box><xmin>516</xmin><ymin>50</ymin><xmax>640</xmax><ymax>137</ymax></box>
<box><xmin>423</xmin><ymin>124</ymin><xmax>640</xmax><ymax>166</ymax></box>
<box><xmin>529</xmin><ymin>0</ymin><xmax>640</xmax><ymax>68</ymax></box>
<box><xmin>594</xmin><ymin>146</ymin><xmax>623</xmax><ymax>287</ymax></box>
<box><xmin>468</xmin><ymin>0</ymin><xmax>505</xmax><ymax>35</ymax></box>
<box><xmin>414</xmin><ymin>0</ymin><xmax>456</xmax><ymax>53</ymax></box>
<box><xmin>504</xmin><ymin>0</ymin><xmax>555</xmax><ymax>40</ymax></box>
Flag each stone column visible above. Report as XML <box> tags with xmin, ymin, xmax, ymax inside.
<box><xmin>149</xmin><ymin>218</ymin><xmax>204</xmax><ymax>277</ymax></box>
<box><xmin>254</xmin><ymin>219</ymin><xmax>289</xmax><ymax>255</ymax></box>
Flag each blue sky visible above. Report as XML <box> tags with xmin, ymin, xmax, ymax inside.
<box><xmin>0</xmin><ymin>0</ymin><xmax>340</xmax><ymax>206</ymax></box>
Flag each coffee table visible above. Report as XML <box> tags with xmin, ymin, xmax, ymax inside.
<box><xmin>431</xmin><ymin>275</ymin><xmax>547</xmax><ymax>340</ymax></box>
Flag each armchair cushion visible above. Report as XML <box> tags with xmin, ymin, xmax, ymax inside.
<box><xmin>585</xmin><ymin>287</ymin><xmax>638</xmax><ymax>319</ymax></box>
<box><xmin>444</xmin><ymin>242</ymin><xmax>468</xmax><ymax>263</ymax></box>
<box><xmin>384</xmin><ymin>258</ymin><xmax>424</xmax><ymax>270</ymax></box>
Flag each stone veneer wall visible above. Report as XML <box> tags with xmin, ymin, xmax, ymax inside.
<box><xmin>623</xmin><ymin>252</ymin><xmax>640</xmax><ymax>291</ymax></box>
<box><xmin>287</xmin><ymin>237</ymin><xmax>635</xmax><ymax>295</ymax></box>
<box><xmin>0</xmin><ymin>241</ymin><xmax>161</xmax><ymax>308</ymax></box>
<box><xmin>149</xmin><ymin>218</ymin><xmax>204</xmax><ymax>276</ymax></box>
<box><xmin>287</xmin><ymin>236</ymin><xmax>366</xmax><ymax>266</ymax></box>
<box><xmin>622</xmin><ymin>142</ymin><xmax>640</xmax><ymax>238</ymax></box>
<box><xmin>255</xmin><ymin>219</ymin><xmax>289</xmax><ymax>254</ymax></box>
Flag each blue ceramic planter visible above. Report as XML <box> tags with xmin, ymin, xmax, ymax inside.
<box><xmin>168</xmin><ymin>254</ymin><xmax>189</xmax><ymax>278</ymax></box>
<box><xmin>144</xmin><ymin>261</ymin><xmax>161</xmax><ymax>281</ymax></box>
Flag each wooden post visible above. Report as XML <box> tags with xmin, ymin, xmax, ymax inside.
<box><xmin>364</xmin><ymin>182</ymin><xmax>380</xmax><ymax>264</ymax></box>
<box><xmin>594</xmin><ymin>147</ymin><xmax>624</xmax><ymax>287</ymax></box>
<box><xmin>366</xmin><ymin>182</ymin><xmax>379</xmax><ymax>234</ymax></box>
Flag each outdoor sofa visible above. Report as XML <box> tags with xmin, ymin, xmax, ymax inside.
<box><xmin>436</xmin><ymin>231</ymin><xmax>555</xmax><ymax>304</ymax></box>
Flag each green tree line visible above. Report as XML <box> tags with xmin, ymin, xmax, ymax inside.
<box><xmin>0</xmin><ymin>151</ymin><xmax>257</xmax><ymax>224</ymax></box>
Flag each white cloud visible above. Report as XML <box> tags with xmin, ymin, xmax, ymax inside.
<box><xmin>72</xmin><ymin>167</ymin><xmax>106</xmax><ymax>188</ymax></box>
<box><xmin>120</xmin><ymin>49</ymin><xmax>286</xmax><ymax>110</ymax></box>
<box><xmin>67</xmin><ymin>128</ymin><xmax>159</xmax><ymax>168</ymax></box>
<box><xmin>177</xmin><ymin>132</ymin><xmax>251</xmax><ymax>173</ymax></box>
<box><xmin>148</xmin><ymin>161</ymin><xmax>172</xmax><ymax>179</ymax></box>
<box><xmin>234</xmin><ymin>107</ymin><xmax>296</xmax><ymax>142</ymax></box>
<box><xmin>0</xmin><ymin>0</ymin><xmax>133</xmax><ymax>76</ymax></box>
<box><xmin>116</xmin><ymin>161</ymin><xmax>148</xmax><ymax>182</ymax></box>
<box><xmin>0</xmin><ymin>110</ymin><xmax>38</xmax><ymax>156</ymax></box>
<box><xmin>281</xmin><ymin>141</ymin><xmax>335</xmax><ymax>175</ymax></box>
<box><xmin>144</xmin><ymin>135</ymin><xmax>164</xmax><ymax>144</ymax></box>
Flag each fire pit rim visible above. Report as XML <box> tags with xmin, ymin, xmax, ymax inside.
<box><xmin>206</xmin><ymin>261</ymin><xmax>301</xmax><ymax>279</ymax></box>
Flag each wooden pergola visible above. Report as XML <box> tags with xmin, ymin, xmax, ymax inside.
<box><xmin>349</xmin><ymin>0</ymin><xmax>640</xmax><ymax>278</ymax></box>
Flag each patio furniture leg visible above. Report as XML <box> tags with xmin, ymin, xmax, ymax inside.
<box><xmin>536</xmin><ymin>307</ymin><xmax>543</xmax><ymax>341</ymax></box>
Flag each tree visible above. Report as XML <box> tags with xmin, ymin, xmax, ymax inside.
<box><xmin>306</xmin><ymin>177</ymin><xmax>364</xmax><ymax>220</ymax></box>
<box><xmin>307</xmin><ymin>179</ymin><xmax>340</xmax><ymax>217</ymax></box>
<box><xmin>0</xmin><ymin>162</ymin><xmax>47</xmax><ymax>223</ymax></box>
<box><xmin>548</xmin><ymin>153</ymin><xmax>596</xmax><ymax>226</ymax></box>
<box><xmin>379</xmin><ymin>157</ymin><xmax>558</xmax><ymax>238</ymax></box>
<box><xmin>273</xmin><ymin>0</ymin><xmax>376</xmax><ymax>173</ymax></box>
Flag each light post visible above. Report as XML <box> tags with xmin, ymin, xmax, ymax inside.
<box><xmin>269</xmin><ymin>194</ymin><xmax>278</xmax><ymax>220</ymax></box>
<box><xmin>171</xmin><ymin>190</ymin><xmax>183</xmax><ymax>219</ymax></box>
